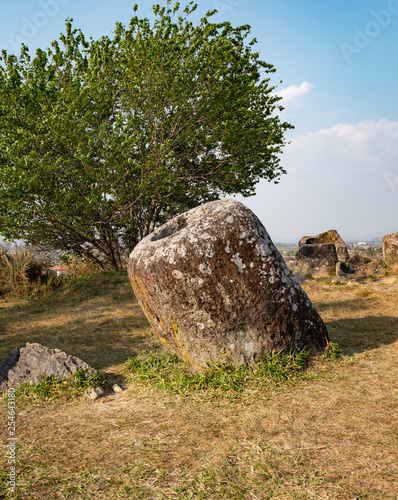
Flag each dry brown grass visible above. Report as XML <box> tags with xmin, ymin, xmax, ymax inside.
<box><xmin>1</xmin><ymin>270</ymin><xmax>398</xmax><ymax>499</ymax></box>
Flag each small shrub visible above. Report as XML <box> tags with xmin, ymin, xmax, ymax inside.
<box><xmin>0</xmin><ymin>246</ymin><xmax>45</xmax><ymax>298</ymax></box>
<box><xmin>0</xmin><ymin>245</ymin><xmax>115</xmax><ymax>298</ymax></box>
<box><xmin>363</xmin><ymin>257</ymin><xmax>372</xmax><ymax>264</ymax></box>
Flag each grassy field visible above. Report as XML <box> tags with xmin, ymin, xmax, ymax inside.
<box><xmin>1</xmin><ymin>269</ymin><xmax>398</xmax><ymax>499</ymax></box>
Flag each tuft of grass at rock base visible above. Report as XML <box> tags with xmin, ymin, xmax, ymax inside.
<box><xmin>127</xmin><ymin>346</ymin><xmax>314</xmax><ymax>399</ymax></box>
<box><xmin>12</xmin><ymin>369</ymin><xmax>106</xmax><ymax>404</ymax></box>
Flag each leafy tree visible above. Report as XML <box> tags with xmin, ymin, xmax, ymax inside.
<box><xmin>0</xmin><ymin>1</ymin><xmax>292</xmax><ymax>270</ymax></box>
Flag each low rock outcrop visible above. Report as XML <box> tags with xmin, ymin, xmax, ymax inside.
<box><xmin>294</xmin><ymin>243</ymin><xmax>338</xmax><ymax>278</ymax></box>
<box><xmin>0</xmin><ymin>343</ymin><xmax>97</xmax><ymax>391</ymax></box>
<box><xmin>128</xmin><ymin>199</ymin><xmax>329</xmax><ymax>371</ymax></box>
<box><xmin>383</xmin><ymin>232</ymin><xmax>398</xmax><ymax>266</ymax></box>
<box><xmin>334</xmin><ymin>255</ymin><xmax>386</xmax><ymax>281</ymax></box>
<box><xmin>298</xmin><ymin>230</ymin><xmax>349</xmax><ymax>262</ymax></box>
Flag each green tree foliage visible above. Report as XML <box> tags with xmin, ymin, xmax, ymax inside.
<box><xmin>0</xmin><ymin>1</ymin><xmax>292</xmax><ymax>270</ymax></box>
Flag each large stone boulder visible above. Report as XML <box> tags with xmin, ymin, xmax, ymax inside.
<box><xmin>294</xmin><ymin>243</ymin><xmax>338</xmax><ymax>278</ymax></box>
<box><xmin>346</xmin><ymin>254</ymin><xmax>383</xmax><ymax>278</ymax></box>
<box><xmin>0</xmin><ymin>343</ymin><xmax>97</xmax><ymax>391</ymax></box>
<box><xmin>299</xmin><ymin>229</ymin><xmax>349</xmax><ymax>262</ymax></box>
<box><xmin>383</xmin><ymin>232</ymin><xmax>398</xmax><ymax>266</ymax></box>
<box><xmin>128</xmin><ymin>199</ymin><xmax>329</xmax><ymax>371</ymax></box>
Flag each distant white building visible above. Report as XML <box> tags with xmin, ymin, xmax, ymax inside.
<box><xmin>48</xmin><ymin>266</ymin><xmax>70</xmax><ymax>276</ymax></box>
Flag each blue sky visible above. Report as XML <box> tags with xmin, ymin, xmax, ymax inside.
<box><xmin>1</xmin><ymin>0</ymin><xmax>397</xmax><ymax>241</ymax></box>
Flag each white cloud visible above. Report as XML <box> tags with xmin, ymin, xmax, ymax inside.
<box><xmin>290</xmin><ymin>119</ymin><xmax>398</xmax><ymax>165</ymax></box>
<box><xmin>274</xmin><ymin>81</ymin><xmax>314</xmax><ymax>107</ymax></box>
<box><xmin>234</xmin><ymin>119</ymin><xmax>398</xmax><ymax>241</ymax></box>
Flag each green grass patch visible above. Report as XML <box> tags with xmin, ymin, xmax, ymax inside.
<box><xmin>323</xmin><ymin>340</ymin><xmax>342</xmax><ymax>359</ymax></box>
<box><xmin>128</xmin><ymin>345</ymin><xmax>312</xmax><ymax>398</ymax></box>
<box><xmin>10</xmin><ymin>369</ymin><xmax>106</xmax><ymax>403</ymax></box>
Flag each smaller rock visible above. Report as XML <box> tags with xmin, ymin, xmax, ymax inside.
<box><xmin>0</xmin><ymin>343</ymin><xmax>98</xmax><ymax>391</ymax></box>
<box><xmin>86</xmin><ymin>387</ymin><xmax>105</xmax><ymax>400</ymax></box>
<box><xmin>112</xmin><ymin>384</ymin><xmax>123</xmax><ymax>393</ymax></box>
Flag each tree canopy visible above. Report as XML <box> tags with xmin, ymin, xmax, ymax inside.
<box><xmin>0</xmin><ymin>1</ymin><xmax>292</xmax><ymax>270</ymax></box>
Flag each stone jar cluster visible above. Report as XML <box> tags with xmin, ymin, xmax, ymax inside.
<box><xmin>293</xmin><ymin>229</ymin><xmax>398</xmax><ymax>279</ymax></box>
<box><xmin>293</xmin><ymin>230</ymin><xmax>349</xmax><ymax>278</ymax></box>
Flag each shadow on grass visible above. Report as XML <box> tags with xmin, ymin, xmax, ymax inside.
<box><xmin>314</xmin><ymin>297</ymin><xmax>376</xmax><ymax>313</ymax></box>
<box><xmin>0</xmin><ymin>272</ymin><xmax>153</xmax><ymax>374</ymax></box>
<box><xmin>326</xmin><ymin>316</ymin><xmax>398</xmax><ymax>356</ymax></box>
<box><xmin>0</xmin><ymin>312</ymin><xmax>152</xmax><ymax>372</ymax></box>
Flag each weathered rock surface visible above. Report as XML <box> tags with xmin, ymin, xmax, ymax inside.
<box><xmin>294</xmin><ymin>243</ymin><xmax>338</xmax><ymax>278</ymax></box>
<box><xmin>299</xmin><ymin>230</ymin><xmax>349</xmax><ymax>262</ymax></box>
<box><xmin>0</xmin><ymin>343</ymin><xmax>97</xmax><ymax>391</ymax></box>
<box><xmin>128</xmin><ymin>199</ymin><xmax>329</xmax><ymax>371</ymax></box>
<box><xmin>383</xmin><ymin>232</ymin><xmax>398</xmax><ymax>266</ymax></box>
<box><xmin>337</xmin><ymin>254</ymin><xmax>385</xmax><ymax>281</ymax></box>
<box><xmin>346</xmin><ymin>254</ymin><xmax>364</xmax><ymax>272</ymax></box>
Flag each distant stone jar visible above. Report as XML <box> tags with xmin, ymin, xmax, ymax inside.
<box><xmin>294</xmin><ymin>229</ymin><xmax>350</xmax><ymax>278</ymax></box>
<box><xmin>383</xmin><ymin>232</ymin><xmax>398</xmax><ymax>266</ymax></box>
<box><xmin>294</xmin><ymin>243</ymin><xmax>338</xmax><ymax>278</ymax></box>
<box><xmin>128</xmin><ymin>200</ymin><xmax>329</xmax><ymax>371</ymax></box>
<box><xmin>298</xmin><ymin>229</ymin><xmax>349</xmax><ymax>262</ymax></box>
